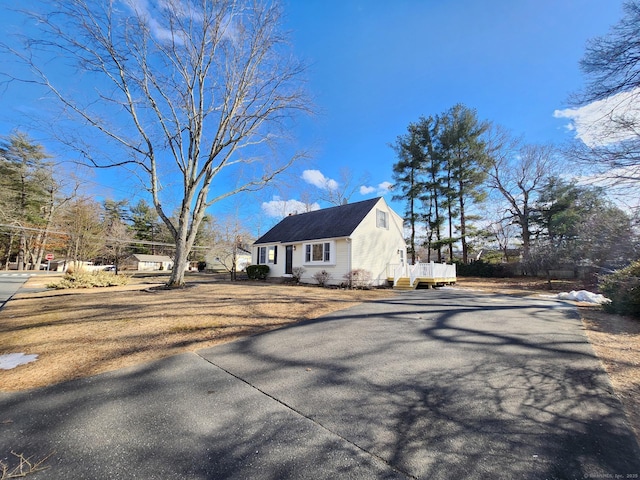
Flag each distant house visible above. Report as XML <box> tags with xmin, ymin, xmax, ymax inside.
<box><xmin>252</xmin><ymin>197</ymin><xmax>406</xmax><ymax>286</ymax></box>
<box><xmin>122</xmin><ymin>254</ymin><xmax>173</xmax><ymax>271</ymax></box>
<box><xmin>205</xmin><ymin>246</ymin><xmax>252</xmax><ymax>273</ymax></box>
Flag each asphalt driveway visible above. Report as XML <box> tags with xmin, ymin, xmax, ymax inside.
<box><xmin>1</xmin><ymin>289</ymin><xmax>639</xmax><ymax>479</ymax></box>
<box><xmin>0</xmin><ymin>272</ymin><xmax>34</xmax><ymax>308</ymax></box>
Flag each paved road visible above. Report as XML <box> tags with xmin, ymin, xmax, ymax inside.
<box><xmin>1</xmin><ymin>289</ymin><xmax>639</xmax><ymax>479</ymax></box>
<box><xmin>0</xmin><ymin>272</ymin><xmax>35</xmax><ymax>308</ymax></box>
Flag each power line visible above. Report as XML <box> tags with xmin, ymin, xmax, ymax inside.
<box><xmin>0</xmin><ymin>223</ymin><xmax>210</xmax><ymax>250</ymax></box>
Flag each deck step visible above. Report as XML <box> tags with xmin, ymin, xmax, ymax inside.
<box><xmin>393</xmin><ymin>277</ymin><xmax>415</xmax><ymax>290</ymax></box>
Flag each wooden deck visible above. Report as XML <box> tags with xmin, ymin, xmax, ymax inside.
<box><xmin>390</xmin><ymin>276</ymin><xmax>457</xmax><ymax>290</ymax></box>
<box><xmin>387</xmin><ymin>262</ymin><xmax>457</xmax><ymax>290</ymax></box>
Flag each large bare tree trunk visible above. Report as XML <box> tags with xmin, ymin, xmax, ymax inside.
<box><xmin>6</xmin><ymin>0</ymin><xmax>310</xmax><ymax>289</ymax></box>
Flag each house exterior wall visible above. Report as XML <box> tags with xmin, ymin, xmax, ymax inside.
<box><xmin>252</xmin><ymin>240</ymin><xmax>349</xmax><ymax>285</ymax></box>
<box><xmin>350</xmin><ymin>198</ymin><xmax>406</xmax><ymax>285</ymax></box>
<box><xmin>121</xmin><ymin>256</ymin><xmax>173</xmax><ymax>271</ymax></box>
<box><xmin>253</xmin><ymin>243</ymin><xmax>286</xmax><ymax>277</ymax></box>
<box><xmin>252</xmin><ymin>198</ymin><xmax>406</xmax><ymax>286</ymax></box>
<box><xmin>295</xmin><ymin>238</ymin><xmax>350</xmax><ymax>286</ymax></box>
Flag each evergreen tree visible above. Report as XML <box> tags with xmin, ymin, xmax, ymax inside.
<box><xmin>0</xmin><ymin>133</ymin><xmax>55</xmax><ymax>269</ymax></box>
<box><xmin>130</xmin><ymin>199</ymin><xmax>162</xmax><ymax>255</ymax></box>
<box><xmin>391</xmin><ymin>119</ymin><xmax>430</xmax><ymax>263</ymax></box>
<box><xmin>437</xmin><ymin>104</ymin><xmax>491</xmax><ymax>263</ymax></box>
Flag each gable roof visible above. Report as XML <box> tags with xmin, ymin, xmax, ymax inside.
<box><xmin>254</xmin><ymin>197</ymin><xmax>382</xmax><ymax>245</ymax></box>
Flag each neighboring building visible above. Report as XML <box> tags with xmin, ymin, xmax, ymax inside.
<box><xmin>252</xmin><ymin>197</ymin><xmax>406</xmax><ymax>286</ymax></box>
<box><xmin>122</xmin><ymin>254</ymin><xmax>173</xmax><ymax>271</ymax></box>
<box><xmin>205</xmin><ymin>246</ymin><xmax>252</xmax><ymax>273</ymax></box>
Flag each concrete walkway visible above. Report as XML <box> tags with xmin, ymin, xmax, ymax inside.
<box><xmin>1</xmin><ymin>289</ymin><xmax>639</xmax><ymax>479</ymax></box>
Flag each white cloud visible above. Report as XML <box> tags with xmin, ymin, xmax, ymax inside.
<box><xmin>566</xmin><ymin>167</ymin><xmax>640</xmax><ymax>213</ymax></box>
<box><xmin>554</xmin><ymin>88</ymin><xmax>640</xmax><ymax>148</ymax></box>
<box><xmin>125</xmin><ymin>0</ymin><xmax>219</xmax><ymax>45</ymax></box>
<box><xmin>378</xmin><ymin>181</ymin><xmax>392</xmax><ymax>192</ymax></box>
<box><xmin>261</xmin><ymin>196</ymin><xmax>320</xmax><ymax>218</ymax></box>
<box><xmin>360</xmin><ymin>181</ymin><xmax>392</xmax><ymax>196</ymax></box>
<box><xmin>302</xmin><ymin>170</ymin><xmax>338</xmax><ymax>190</ymax></box>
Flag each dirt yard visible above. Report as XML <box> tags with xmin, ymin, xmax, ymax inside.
<box><xmin>1</xmin><ymin>273</ymin><xmax>638</xmax><ymax>443</ymax></box>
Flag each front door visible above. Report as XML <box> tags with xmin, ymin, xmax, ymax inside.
<box><xmin>285</xmin><ymin>245</ymin><xmax>293</xmax><ymax>275</ymax></box>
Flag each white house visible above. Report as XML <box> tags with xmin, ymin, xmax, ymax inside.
<box><xmin>252</xmin><ymin>197</ymin><xmax>406</xmax><ymax>286</ymax></box>
<box><xmin>122</xmin><ymin>254</ymin><xmax>174</xmax><ymax>271</ymax></box>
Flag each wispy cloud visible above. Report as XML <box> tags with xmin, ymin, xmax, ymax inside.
<box><xmin>360</xmin><ymin>181</ymin><xmax>392</xmax><ymax>196</ymax></box>
<box><xmin>124</xmin><ymin>0</ymin><xmax>177</xmax><ymax>42</ymax></box>
<box><xmin>302</xmin><ymin>169</ymin><xmax>338</xmax><ymax>190</ymax></box>
<box><xmin>554</xmin><ymin>89</ymin><xmax>640</xmax><ymax>148</ymax></box>
<box><xmin>123</xmin><ymin>0</ymin><xmax>216</xmax><ymax>45</ymax></box>
<box><xmin>262</xmin><ymin>196</ymin><xmax>320</xmax><ymax>218</ymax></box>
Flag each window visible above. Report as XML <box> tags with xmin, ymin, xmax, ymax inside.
<box><xmin>304</xmin><ymin>241</ymin><xmax>332</xmax><ymax>264</ymax></box>
<box><xmin>257</xmin><ymin>245</ymin><xmax>277</xmax><ymax>264</ymax></box>
<box><xmin>268</xmin><ymin>245</ymin><xmax>277</xmax><ymax>264</ymax></box>
<box><xmin>376</xmin><ymin>209</ymin><xmax>388</xmax><ymax>229</ymax></box>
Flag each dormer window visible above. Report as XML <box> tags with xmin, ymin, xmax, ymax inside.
<box><xmin>376</xmin><ymin>209</ymin><xmax>388</xmax><ymax>229</ymax></box>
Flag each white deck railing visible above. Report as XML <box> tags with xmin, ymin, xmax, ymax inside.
<box><xmin>388</xmin><ymin>262</ymin><xmax>457</xmax><ymax>286</ymax></box>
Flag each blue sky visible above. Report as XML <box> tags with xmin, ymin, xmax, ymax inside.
<box><xmin>0</xmin><ymin>0</ymin><xmax>627</xmax><ymax>232</ymax></box>
<box><xmin>277</xmin><ymin>0</ymin><xmax>625</xmax><ymax>212</ymax></box>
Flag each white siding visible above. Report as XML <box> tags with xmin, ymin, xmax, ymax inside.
<box><xmin>252</xmin><ymin>198</ymin><xmax>405</xmax><ymax>286</ymax></box>
<box><xmin>252</xmin><ymin>243</ymin><xmax>285</xmax><ymax>277</ymax></box>
<box><xmin>296</xmin><ymin>238</ymin><xmax>349</xmax><ymax>286</ymax></box>
<box><xmin>350</xmin><ymin>198</ymin><xmax>406</xmax><ymax>285</ymax></box>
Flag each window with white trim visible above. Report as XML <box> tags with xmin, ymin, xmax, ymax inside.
<box><xmin>257</xmin><ymin>245</ymin><xmax>277</xmax><ymax>264</ymax></box>
<box><xmin>376</xmin><ymin>209</ymin><xmax>388</xmax><ymax>229</ymax></box>
<box><xmin>304</xmin><ymin>241</ymin><xmax>333</xmax><ymax>264</ymax></box>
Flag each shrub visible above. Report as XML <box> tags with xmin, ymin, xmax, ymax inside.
<box><xmin>313</xmin><ymin>270</ymin><xmax>331</xmax><ymax>287</ymax></box>
<box><xmin>599</xmin><ymin>261</ymin><xmax>640</xmax><ymax>318</ymax></box>
<box><xmin>246</xmin><ymin>264</ymin><xmax>269</xmax><ymax>280</ymax></box>
<box><xmin>344</xmin><ymin>269</ymin><xmax>372</xmax><ymax>289</ymax></box>
<box><xmin>47</xmin><ymin>271</ymin><xmax>130</xmax><ymax>289</ymax></box>
<box><xmin>291</xmin><ymin>267</ymin><xmax>305</xmax><ymax>283</ymax></box>
<box><xmin>455</xmin><ymin>260</ymin><xmax>513</xmax><ymax>278</ymax></box>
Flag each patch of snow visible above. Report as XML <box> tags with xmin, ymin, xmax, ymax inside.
<box><xmin>556</xmin><ymin>290</ymin><xmax>611</xmax><ymax>304</ymax></box>
<box><xmin>0</xmin><ymin>353</ymin><xmax>39</xmax><ymax>370</ymax></box>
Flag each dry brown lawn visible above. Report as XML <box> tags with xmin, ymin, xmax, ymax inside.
<box><xmin>1</xmin><ymin>273</ymin><xmax>638</xmax><ymax>444</ymax></box>
<box><xmin>0</xmin><ymin>273</ymin><xmax>392</xmax><ymax>391</ymax></box>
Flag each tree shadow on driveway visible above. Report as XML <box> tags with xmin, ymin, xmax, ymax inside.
<box><xmin>199</xmin><ymin>289</ymin><xmax>640</xmax><ymax>479</ymax></box>
<box><xmin>0</xmin><ymin>289</ymin><xmax>638</xmax><ymax>479</ymax></box>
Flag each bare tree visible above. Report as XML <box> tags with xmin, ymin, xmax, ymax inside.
<box><xmin>318</xmin><ymin>168</ymin><xmax>367</xmax><ymax>206</ymax></box>
<box><xmin>206</xmin><ymin>216</ymin><xmax>252</xmax><ymax>280</ymax></box>
<box><xmin>58</xmin><ymin>197</ymin><xmax>105</xmax><ymax>269</ymax></box>
<box><xmin>486</xmin><ymin>131</ymin><xmax>557</xmax><ymax>259</ymax></box>
<box><xmin>3</xmin><ymin>0</ymin><xmax>309</xmax><ymax>286</ymax></box>
<box><xmin>567</xmin><ymin>0</ymin><xmax>640</xmax><ymax>185</ymax></box>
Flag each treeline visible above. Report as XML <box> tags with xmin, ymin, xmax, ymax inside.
<box><xmin>392</xmin><ymin>104</ymin><xmax>639</xmax><ymax>275</ymax></box>
<box><xmin>0</xmin><ymin>133</ymin><xmax>213</xmax><ymax>270</ymax></box>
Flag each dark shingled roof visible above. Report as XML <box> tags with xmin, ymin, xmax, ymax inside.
<box><xmin>254</xmin><ymin>197</ymin><xmax>381</xmax><ymax>244</ymax></box>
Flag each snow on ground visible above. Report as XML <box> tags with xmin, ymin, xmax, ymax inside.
<box><xmin>556</xmin><ymin>290</ymin><xmax>611</xmax><ymax>304</ymax></box>
<box><xmin>0</xmin><ymin>353</ymin><xmax>39</xmax><ymax>370</ymax></box>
